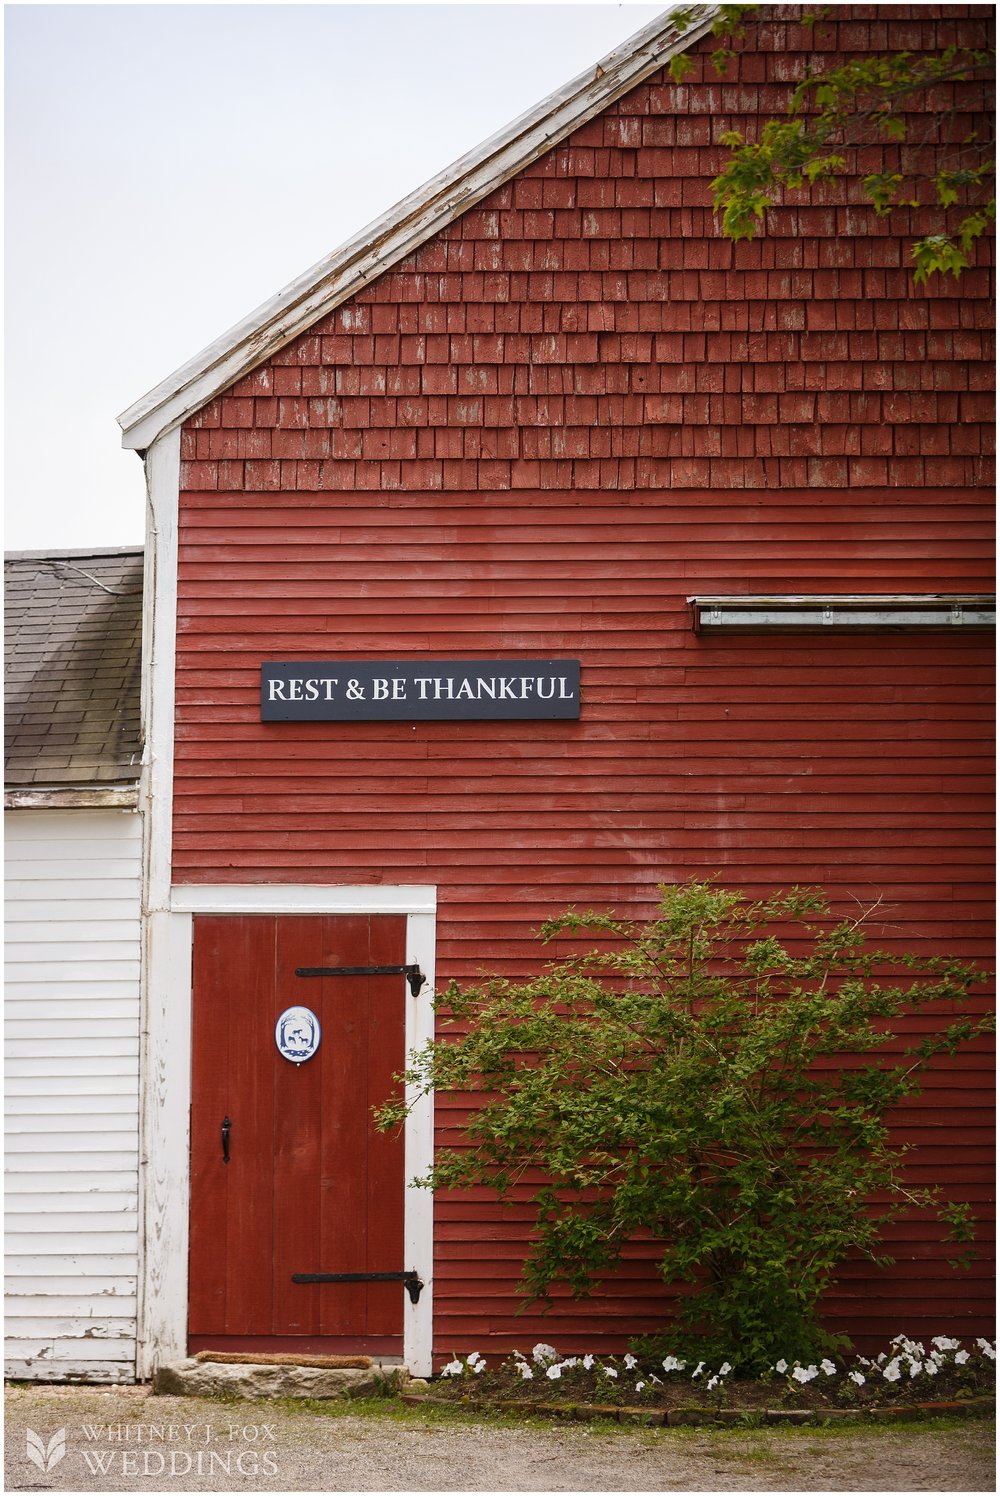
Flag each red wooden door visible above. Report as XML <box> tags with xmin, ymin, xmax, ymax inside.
<box><xmin>188</xmin><ymin>914</ymin><xmax>407</xmax><ymax>1355</ymax></box>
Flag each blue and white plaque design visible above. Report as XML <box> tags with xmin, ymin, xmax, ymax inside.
<box><xmin>275</xmin><ymin>1006</ymin><xmax>321</xmax><ymax>1064</ymax></box>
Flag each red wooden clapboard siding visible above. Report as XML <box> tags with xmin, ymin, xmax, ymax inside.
<box><xmin>171</xmin><ymin>485</ymin><xmax>995</xmax><ymax>1355</ymax></box>
<box><xmin>172</xmin><ymin>3</ymin><xmax>993</xmax><ymax>1357</ymax></box>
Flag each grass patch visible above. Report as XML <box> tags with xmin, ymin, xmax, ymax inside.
<box><xmin>266</xmin><ymin>1395</ymin><xmax>993</xmax><ymax>1443</ymax></box>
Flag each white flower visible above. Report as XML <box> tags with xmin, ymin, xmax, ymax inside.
<box><xmin>546</xmin><ymin>1364</ymin><xmax>562</xmax><ymax>1380</ymax></box>
<box><xmin>848</xmin><ymin>1371</ymin><xmax>865</xmax><ymax>1386</ymax></box>
<box><xmin>924</xmin><ymin>1359</ymin><xmax>939</xmax><ymax>1375</ymax></box>
<box><xmin>976</xmin><ymin>1339</ymin><xmax>996</xmax><ymax>1361</ymax></box>
<box><xmin>635</xmin><ymin>1381</ymin><xmax>646</xmax><ymax>1393</ymax></box>
<box><xmin>441</xmin><ymin>1359</ymin><xmax>464</xmax><ymax>1377</ymax></box>
<box><xmin>582</xmin><ymin>1354</ymin><xmax>594</xmax><ymax>1370</ymax></box>
<box><xmin>662</xmin><ymin>1355</ymin><xmax>686</xmax><ymax>1373</ymax></box>
<box><xmin>892</xmin><ymin>1334</ymin><xmax>924</xmax><ymax>1357</ymax></box>
<box><xmin>718</xmin><ymin>1362</ymin><xmax>733</xmax><ymax>1376</ymax></box>
<box><xmin>791</xmin><ymin>1365</ymin><xmax>818</xmax><ymax>1383</ymax></box>
<box><xmin>467</xmin><ymin>1352</ymin><xmax>486</xmax><ymax>1373</ymax></box>
<box><xmin>881</xmin><ymin>1359</ymin><xmax>902</xmax><ymax>1382</ymax></box>
<box><xmin>518</xmin><ymin>1364</ymin><xmax>534</xmax><ymax>1380</ymax></box>
<box><xmin>602</xmin><ymin>1366</ymin><xmax>618</xmax><ymax>1379</ymax></box>
<box><xmin>820</xmin><ymin>1359</ymin><xmax>837</xmax><ymax>1376</ymax></box>
<box><xmin>954</xmin><ymin>1349</ymin><xmax>970</xmax><ymax>1365</ymax></box>
<box><xmin>532</xmin><ymin>1343</ymin><xmax>559</xmax><ymax>1365</ymax></box>
<box><xmin>624</xmin><ymin>1353</ymin><xmax>638</xmax><ymax>1369</ymax></box>
<box><xmin>649</xmin><ymin>1374</ymin><xmax>662</xmax><ymax>1385</ymax></box>
<box><xmin>706</xmin><ymin>1376</ymin><xmax>718</xmax><ymax>1390</ymax></box>
<box><xmin>692</xmin><ymin>1361</ymin><xmax>705</xmax><ymax>1378</ymax></box>
<box><xmin>773</xmin><ymin>1359</ymin><xmax>788</xmax><ymax>1374</ymax></box>
<box><xmin>908</xmin><ymin>1359</ymin><xmax>922</xmax><ymax>1378</ymax></box>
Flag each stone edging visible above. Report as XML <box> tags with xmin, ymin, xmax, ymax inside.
<box><xmin>399</xmin><ymin>1392</ymin><xmax>995</xmax><ymax>1428</ymax></box>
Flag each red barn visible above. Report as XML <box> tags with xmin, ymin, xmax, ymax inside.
<box><xmin>119</xmin><ymin>4</ymin><xmax>994</xmax><ymax>1377</ymax></box>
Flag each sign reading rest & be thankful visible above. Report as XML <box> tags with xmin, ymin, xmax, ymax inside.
<box><xmin>261</xmin><ymin>660</ymin><xmax>581</xmax><ymax>722</ymax></box>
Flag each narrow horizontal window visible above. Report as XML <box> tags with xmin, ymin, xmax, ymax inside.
<box><xmin>689</xmin><ymin>595</ymin><xmax>996</xmax><ymax>633</ymax></box>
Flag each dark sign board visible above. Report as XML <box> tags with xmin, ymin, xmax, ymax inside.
<box><xmin>261</xmin><ymin>660</ymin><xmax>581</xmax><ymax>722</ymax></box>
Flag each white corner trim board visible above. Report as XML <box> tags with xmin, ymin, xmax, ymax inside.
<box><xmin>140</xmin><ymin>430</ymin><xmax>181</xmax><ymax>918</ymax></box>
<box><xmin>117</xmin><ymin>5</ymin><xmax>718</xmax><ymax>451</ymax></box>
<box><xmin>136</xmin><ymin>426</ymin><xmax>184</xmax><ymax>1377</ymax></box>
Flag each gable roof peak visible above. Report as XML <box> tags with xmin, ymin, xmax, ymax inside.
<box><xmin>118</xmin><ymin>4</ymin><xmax>719</xmax><ymax>453</ymax></box>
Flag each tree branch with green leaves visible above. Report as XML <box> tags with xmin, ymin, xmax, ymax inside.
<box><xmin>668</xmin><ymin>4</ymin><xmax>994</xmax><ymax>284</ymax></box>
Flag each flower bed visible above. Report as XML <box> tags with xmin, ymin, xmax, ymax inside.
<box><xmin>416</xmin><ymin>1337</ymin><xmax>995</xmax><ymax>1422</ymax></box>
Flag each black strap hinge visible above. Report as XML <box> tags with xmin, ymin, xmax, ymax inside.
<box><xmin>295</xmin><ymin>963</ymin><xmax>426</xmax><ymax>995</ymax></box>
<box><xmin>292</xmin><ymin>1270</ymin><xmax>424</xmax><ymax>1304</ymax></box>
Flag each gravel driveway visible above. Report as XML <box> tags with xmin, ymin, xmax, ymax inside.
<box><xmin>4</xmin><ymin>1384</ymin><xmax>994</xmax><ymax>1493</ymax></box>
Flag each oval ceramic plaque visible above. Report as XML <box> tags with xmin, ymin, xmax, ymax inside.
<box><xmin>275</xmin><ymin>1005</ymin><xmax>321</xmax><ymax>1064</ymax></box>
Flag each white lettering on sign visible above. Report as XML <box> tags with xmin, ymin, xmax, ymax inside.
<box><xmin>409</xmin><ymin>674</ymin><xmax>573</xmax><ymax>701</ymax></box>
<box><xmin>269</xmin><ymin>673</ymin><xmax>573</xmax><ymax>703</ymax></box>
<box><xmin>261</xmin><ymin>660</ymin><xmax>579</xmax><ymax>720</ymax></box>
<box><xmin>269</xmin><ymin>677</ymin><xmax>342</xmax><ymax>702</ymax></box>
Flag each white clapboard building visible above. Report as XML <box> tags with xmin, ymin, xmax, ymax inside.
<box><xmin>4</xmin><ymin>548</ymin><xmax>144</xmax><ymax>1380</ymax></box>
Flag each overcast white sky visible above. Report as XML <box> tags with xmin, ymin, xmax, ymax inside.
<box><xmin>5</xmin><ymin>1</ymin><xmax>665</xmax><ymax>551</ymax></box>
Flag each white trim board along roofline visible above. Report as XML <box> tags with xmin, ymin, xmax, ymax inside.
<box><xmin>117</xmin><ymin>5</ymin><xmax>717</xmax><ymax>453</ymax></box>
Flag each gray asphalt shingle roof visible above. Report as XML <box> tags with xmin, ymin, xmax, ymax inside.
<box><xmin>5</xmin><ymin>548</ymin><xmax>143</xmax><ymax>787</ymax></box>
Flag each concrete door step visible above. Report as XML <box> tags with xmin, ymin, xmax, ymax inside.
<box><xmin>153</xmin><ymin>1357</ymin><xmax>408</xmax><ymax>1401</ymax></box>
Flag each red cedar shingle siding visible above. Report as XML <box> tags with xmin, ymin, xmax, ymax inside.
<box><xmin>174</xmin><ymin>4</ymin><xmax>994</xmax><ymax>1355</ymax></box>
<box><xmin>181</xmin><ymin>6</ymin><xmax>994</xmax><ymax>495</ymax></box>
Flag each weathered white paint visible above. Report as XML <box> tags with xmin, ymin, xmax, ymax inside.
<box><xmin>117</xmin><ymin>5</ymin><xmax>718</xmax><ymax>451</ymax></box>
<box><xmin>136</xmin><ymin>908</ymin><xmax>191</xmax><ymax>1376</ymax></box>
<box><xmin>690</xmin><ymin>593</ymin><xmax>998</xmax><ymax>632</ymax></box>
<box><xmin>4</xmin><ymin>808</ymin><xmax>142</xmax><ymax>1382</ymax></box>
<box><xmin>4</xmin><ymin>787</ymin><xmax>140</xmax><ymax>811</ymax></box>
<box><xmin>403</xmin><ymin>909</ymin><xmax>437</xmax><ymax>1376</ymax></box>
<box><xmin>171</xmin><ymin>884</ymin><xmax>437</xmax><ymax>915</ymax></box>
<box><xmin>135</xmin><ymin>427</ymin><xmax>185</xmax><ymax>1378</ymax></box>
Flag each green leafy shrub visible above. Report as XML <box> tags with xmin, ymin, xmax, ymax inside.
<box><xmin>379</xmin><ymin>882</ymin><xmax>992</xmax><ymax>1372</ymax></box>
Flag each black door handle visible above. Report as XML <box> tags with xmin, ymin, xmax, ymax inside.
<box><xmin>221</xmin><ymin>1115</ymin><xmax>231</xmax><ymax>1164</ymax></box>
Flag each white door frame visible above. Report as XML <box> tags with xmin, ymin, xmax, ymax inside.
<box><xmin>139</xmin><ymin>886</ymin><xmax>436</xmax><ymax>1379</ymax></box>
